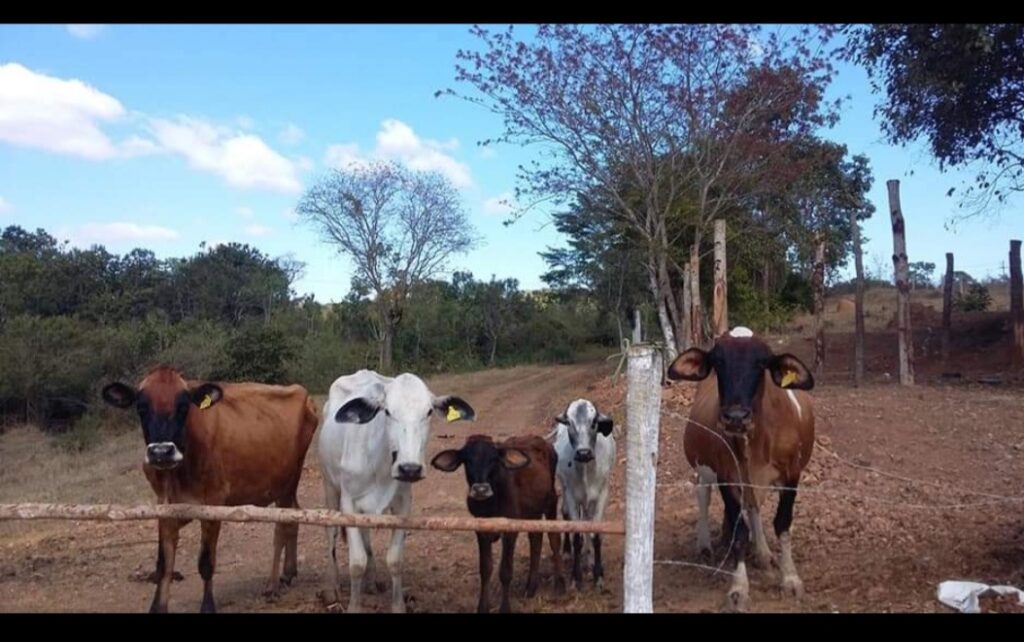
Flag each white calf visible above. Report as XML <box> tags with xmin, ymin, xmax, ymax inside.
<box><xmin>550</xmin><ymin>398</ymin><xmax>615</xmax><ymax>590</ymax></box>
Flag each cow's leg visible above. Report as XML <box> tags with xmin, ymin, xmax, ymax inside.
<box><xmin>198</xmin><ymin>520</ymin><xmax>221</xmax><ymax>613</ymax></box>
<box><xmin>147</xmin><ymin>535</ymin><xmax>184</xmax><ymax>583</ymax></box>
<box><xmin>721</xmin><ymin>487</ymin><xmax>750</xmax><ymax>613</ymax></box>
<box><xmin>695</xmin><ymin>465</ymin><xmax>716</xmax><ymax>558</ymax></box>
<box><xmin>526</xmin><ymin>531</ymin><xmax>542</xmax><ymax>598</ymax></box>
<box><xmin>774</xmin><ymin>480</ymin><xmax>803</xmax><ymax>599</ymax></box>
<box><xmin>748</xmin><ymin>496</ymin><xmax>776</xmax><ymax>571</ymax></box>
<box><xmin>591</xmin><ymin>488</ymin><xmax>610</xmax><ymax>590</ymax></box>
<box><xmin>476</xmin><ymin>533</ymin><xmax>494</xmax><ymax>613</ymax></box>
<box><xmin>545</xmin><ymin>493</ymin><xmax>566</xmax><ymax>594</ymax></box>
<box><xmin>718</xmin><ymin>484</ymin><xmax>737</xmax><ymax>549</ymax></box>
<box><xmin>385</xmin><ymin>488</ymin><xmax>410</xmax><ymax>613</ymax></box>
<box><xmin>321</xmin><ymin>479</ymin><xmax>342</xmax><ymax>607</ymax></box>
<box><xmin>265</xmin><ymin>522</ymin><xmax>286</xmax><ymax>599</ymax></box>
<box><xmin>498</xmin><ymin>532</ymin><xmax>518</xmax><ymax>613</ymax></box>
<box><xmin>340</xmin><ymin>493</ymin><xmax>368</xmax><ymax>614</ymax></box>
<box><xmin>150</xmin><ymin>519</ymin><xmax>182</xmax><ymax>613</ymax></box>
<box><xmin>279</xmin><ymin>487</ymin><xmax>300</xmax><ymax>586</ymax></box>
<box><xmin>561</xmin><ymin>490</ymin><xmax>584</xmax><ymax>590</ymax></box>
<box><xmin>361</xmin><ymin>527</ymin><xmax>385</xmax><ymax>594</ymax></box>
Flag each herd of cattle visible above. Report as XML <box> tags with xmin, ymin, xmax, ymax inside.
<box><xmin>98</xmin><ymin>326</ymin><xmax>816</xmax><ymax>613</ymax></box>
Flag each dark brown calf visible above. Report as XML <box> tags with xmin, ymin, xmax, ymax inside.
<box><xmin>431</xmin><ymin>434</ymin><xmax>566</xmax><ymax>612</ymax></box>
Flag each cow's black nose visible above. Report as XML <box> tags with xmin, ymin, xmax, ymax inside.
<box><xmin>148</xmin><ymin>444</ymin><xmax>173</xmax><ymax>458</ymax></box>
<box><xmin>721</xmin><ymin>407</ymin><xmax>752</xmax><ymax>427</ymax></box>
<box><xmin>470</xmin><ymin>483</ymin><xmax>494</xmax><ymax>500</ymax></box>
<box><xmin>574</xmin><ymin>449</ymin><xmax>594</xmax><ymax>463</ymax></box>
<box><xmin>397</xmin><ymin>463</ymin><xmax>423</xmax><ymax>480</ymax></box>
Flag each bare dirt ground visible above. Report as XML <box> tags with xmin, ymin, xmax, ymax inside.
<box><xmin>2</xmin><ymin>314</ymin><xmax>1024</xmax><ymax>612</ymax></box>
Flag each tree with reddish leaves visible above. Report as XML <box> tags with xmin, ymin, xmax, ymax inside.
<box><xmin>441</xmin><ymin>24</ymin><xmax>839</xmax><ymax>354</ymax></box>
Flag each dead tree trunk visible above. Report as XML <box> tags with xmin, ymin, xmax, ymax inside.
<box><xmin>942</xmin><ymin>253</ymin><xmax>954</xmax><ymax>369</ymax></box>
<box><xmin>681</xmin><ymin>263</ymin><xmax>693</xmax><ymax>352</ymax></box>
<box><xmin>851</xmin><ymin>209</ymin><xmax>866</xmax><ymax>386</ymax></box>
<box><xmin>689</xmin><ymin>240</ymin><xmax>704</xmax><ymax>348</ymax></box>
<box><xmin>887</xmin><ymin>179</ymin><xmax>914</xmax><ymax>385</ymax></box>
<box><xmin>812</xmin><ymin>231</ymin><xmax>827</xmax><ymax>381</ymax></box>
<box><xmin>1010</xmin><ymin>240</ymin><xmax>1023</xmax><ymax>370</ymax></box>
<box><xmin>713</xmin><ymin>219</ymin><xmax>728</xmax><ymax>337</ymax></box>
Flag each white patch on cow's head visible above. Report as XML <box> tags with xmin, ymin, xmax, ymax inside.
<box><xmin>728</xmin><ymin>326</ymin><xmax>754</xmax><ymax>338</ymax></box>
<box><xmin>559</xmin><ymin>398</ymin><xmax>611</xmax><ymax>462</ymax></box>
<box><xmin>382</xmin><ymin>373</ymin><xmax>436</xmax><ymax>482</ymax></box>
<box><xmin>786</xmin><ymin>389</ymin><xmax>802</xmax><ymax>420</ymax></box>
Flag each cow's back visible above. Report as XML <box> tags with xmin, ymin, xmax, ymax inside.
<box><xmin>501</xmin><ymin>435</ymin><xmax>557</xmax><ymax>518</ymax></box>
<box><xmin>184</xmin><ymin>382</ymin><xmax>318</xmax><ymax>505</ymax></box>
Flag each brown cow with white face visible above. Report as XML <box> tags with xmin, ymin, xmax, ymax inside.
<box><xmin>667</xmin><ymin>326</ymin><xmax>815</xmax><ymax>612</ymax></box>
<box><xmin>102</xmin><ymin>366</ymin><xmax>319</xmax><ymax>613</ymax></box>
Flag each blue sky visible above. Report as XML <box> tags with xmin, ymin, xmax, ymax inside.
<box><xmin>0</xmin><ymin>24</ymin><xmax>1019</xmax><ymax>303</ymax></box>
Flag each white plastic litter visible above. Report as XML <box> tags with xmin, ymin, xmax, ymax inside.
<box><xmin>937</xmin><ymin>580</ymin><xmax>1024</xmax><ymax>613</ymax></box>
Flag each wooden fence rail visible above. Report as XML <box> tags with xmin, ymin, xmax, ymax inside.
<box><xmin>0</xmin><ymin>503</ymin><xmax>624</xmax><ymax>535</ymax></box>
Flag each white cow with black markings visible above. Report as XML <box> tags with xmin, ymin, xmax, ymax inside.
<box><xmin>549</xmin><ymin>398</ymin><xmax>616</xmax><ymax>590</ymax></box>
<box><xmin>318</xmin><ymin>369</ymin><xmax>475</xmax><ymax>613</ymax></box>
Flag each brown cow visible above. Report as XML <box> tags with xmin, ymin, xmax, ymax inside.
<box><xmin>102</xmin><ymin>366</ymin><xmax>319</xmax><ymax>613</ymax></box>
<box><xmin>430</xmin><ymin>434</ymin><xmax>566</xmax><ymax>613</ymax></box>
<box><xmin>666</xmin><ymin>326</ymin><xmax>815</xmax><ymax>612</ymax></box>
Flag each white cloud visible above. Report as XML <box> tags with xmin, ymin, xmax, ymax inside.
<box><xmin>245</xmin><ymin>224</ymin><xmax>272</xmax><ymax>237</ymax></box>
<box><xmin>482</xmin><ymin>192</ymin><xmax>517</xmax><ymax>217</ymax></box>
<box><xmin>69</xmin><ymin>222</ymin><xmax>179</xmax><ymax>245</ymax></box>
<box><xmin>324</xmin><ymin>119</ymin><xmax>473</xmax><ymax>188</ymax></box>
<box><xmin>236</xmin><ymin>206</ymin><xmax>255</xmax><ymax>220</ymax></box>
<box><xmin>279</xmin><ymin>123</ymin><xmax>305</xmax><ymax>145</ymax></box>
<box><xmin>66</xmin><ymin>25</ymin><xmax>106</xmax><ymax>40</ymax></box>
<box><xmin>296</xmin><ymin>156</ymin><xmax>314</xmax><ymax>172</ymax></box>
<box><xmin>0</xmin><ymin>62</ymin><xmax>131</xmax><ymax>160</ymax></box>
<box><xmin>148</xmin><ymin>116</ymin><xmax>302</xmax><ymax>193</ymax></box>
<box><xmin>236</xmin><ymin>115</ymin><xmax>256</xmax><ymax>130</ymax></box>
<box><xmin>0</xmin><ymin>196</ymin><xmax>11</xmax><ymax>214</ymax></box>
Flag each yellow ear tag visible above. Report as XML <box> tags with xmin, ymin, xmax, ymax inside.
<box><xmin>446</xmin><ymin>405</ymin><xmax>461</xmax><ymax>422</ymax></box>
<box><xmin>199</xmin><ymin>395</ymin><xmax>213</xmax><ymax>410</ymax></box>
<box><xmin>781</xmin><ymin>371</ymin><xmax>797</xmax><ymax>388</ymax></box>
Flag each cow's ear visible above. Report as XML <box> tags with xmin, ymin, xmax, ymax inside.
<box><xmin>190</xmin><ymin>383</ymin><xmax>224</xmax><ymax>409</ymax></box>
<box><xmin>596</xmin><ymin>414</ymin><xmax>614</xmax><ymax>437</ymax></box>
<box><xmin>430</xmin><ymin>449</ymin><xmax>462</xmax><ymax>472</ymax></box>
<box><xmin>434</xmin><ymin>395</ymin><xmax>475</xmax><ymax>422</ymax></box>
<box><xmin>667</xmin><ymin>348</ymin><xmax>712</xmax><ymax>381</ymax></box>
<box><xmin>499</xmin><ymin>447</ymin><xmax>530</xmax><ymax>470</ymax></box>
<box><xmin>335</xmin><ymin>397</ymin><xmax>382</xmax><ymax>424</ymax></box>
<box><xmin>102</xmin><ymin>383</ymin><xmax>137</xmax><ymax>409</ymax></box>
<box><xmin>768</xmin><ymin>354</ymin><xmax>814</xmax><ymax>391</ymax></box>
<box><xmin>555</xmin><ymin>413</ymin><xmax>569</xmax><ymax>425</ymax></box>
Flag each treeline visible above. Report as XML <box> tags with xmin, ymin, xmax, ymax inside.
<box><xmin>0</xmin><ymin>226</ymin><xmax>613</xmax><ymax>431</ymax></box>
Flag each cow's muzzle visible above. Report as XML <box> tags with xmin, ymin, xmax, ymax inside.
<box><xmin>395</xmin><ymin>463</ymin><xmax>424</xmax><ymax>483</ymax></box>
<box><xmin>719</xmin><ymin>407</ymin><xmax>753</xmax><ymax>435</ymax></box>
<box><xmin>469</xmin><ymin>483</ymin><xmax>494</xmax><ymax>500</ymax></box>
<box><xmin>146</xmin><ymin>442</ymin><xmax>183</xmax><ymax>469</ymax></box>
<box><xmin>574</xmin><ymin>449</ymin><xmax>595</xmax><ymax>463</ymax></box>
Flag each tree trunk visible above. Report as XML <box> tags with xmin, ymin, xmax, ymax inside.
<box><xmin>887</xmin><ymin>180</ymin><xmax>914</xmax><ymax>385</ymax></box>
<box><xmin>648</xmin><ymin>266</ymin><xmax>679</xmax><ymax>361</ymax></box>
<box><xmin>632</xmin><ymin>308</ymin><xmax>642</xmax><ymax>343</ymax></box>
<box><xmin>852</xmin><ymin>210</ymin><xmax>866</xmax><ymax>387</ymax></box>
<box><xmin>812</xmin><ymin>231</ymin><xmax>826</xmax><ymax>382</ymax></box>
<box><xmin>681</xmin><ymin>263</ymin><xmax>693</xmax><ymax>351</ymax></box>
<box><xmin>689</xmin><ymin>239</ymin><xmax>705</xmax><ymax>348</ymax></box>
<box><xmin>1010</xmin><ymin>240</ymin><xmax>1023</xmax><ymax>370</ymax></box>
<box><xmin>712</xmin><ymin>219</ymin><xmax>728</xmax><ymax>337</ymax></box>
<box><xmin>942</xmin><ymin>253</ymin><xmax>954</xmax><ymax>369</ymax></box>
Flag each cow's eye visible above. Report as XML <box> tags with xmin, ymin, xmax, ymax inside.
<box><xmin>384</xmin><ymin>409</ymin><xmax>391</xmax><ymax>418</ymax></box>
<box><xmin>426</xmin><ymin>408</ymin><xmax>433</xmax><ymax>418</ymax></box>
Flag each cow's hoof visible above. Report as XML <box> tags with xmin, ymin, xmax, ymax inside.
<box><xmin>781</xmin><ymin>574</ymin><xmax>804</xmax><ymax>599</ymax></box>
<box><xmin>725</xmin><ymin>588</ymin><xmax>749</xmax><ymax>613</ymax></box>
<box><xmin>317</xmin><ymin>589</ymin><xmax>340</xmax><ymax>608</ymax></box>
<box><xmin>554</xmin><ymin>576</ymin><xmax>567</xmax><ymax>595</ymax></box>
